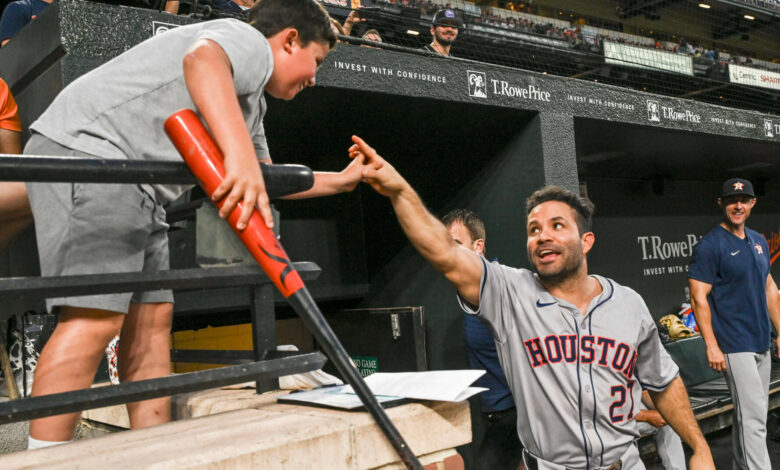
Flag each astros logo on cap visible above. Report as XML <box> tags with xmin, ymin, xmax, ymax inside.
<box><xmin>733</xmin><ymin>181</ymin><xmax>744</xmax><ymax>191</ymax></box>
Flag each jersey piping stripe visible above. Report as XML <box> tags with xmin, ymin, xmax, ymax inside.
<box><xmin>726</xmin><ymin>354</ymin><xmax>749</xmax><ymax>469</ymax></box>
<box><xmin>570</xmin><ymin>314</ymin><xmax>591</xmax><ymax>470</ymax></box>
<box><xmin>587</xmin><ymin>280</ymin><xmax>614</xmax><ymax>467</ymax></box>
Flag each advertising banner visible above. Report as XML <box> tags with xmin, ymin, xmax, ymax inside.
<box><xmin>589</xmin><ymin>214</ymin><xmax>780</xmax><ymax>319</ymax></box>
<box><xmin>729</xmin><ymin>64</ymin><xmax>780</xmax><ymax>91</ymax></box>
<box><xmin>604</xmin><ymin>41</ymin><xmax>694</xmax><ymax>76</ymax></box>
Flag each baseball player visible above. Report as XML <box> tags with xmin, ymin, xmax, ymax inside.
<box><xmin>688</xmin><ymin>178</ymin><xmax>780</xmax><ymax>470</ymax></box>
<box><xmin>349</xmin><ymin>136</ymin><xmax>715</xmax><ymax>469</ymax></box>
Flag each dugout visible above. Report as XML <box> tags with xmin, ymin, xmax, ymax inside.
<box><xmin>1</xmin><ymin>0</ymin><xmax>779</xmax><ymax>463</ymax></box>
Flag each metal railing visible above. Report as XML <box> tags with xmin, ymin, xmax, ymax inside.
<box><xmin>0</xmin><ymin>155</ymin><xmax>422</xmax><ymax>469</ymax></box>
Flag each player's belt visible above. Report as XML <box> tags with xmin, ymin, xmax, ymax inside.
<box><xmin>522</xmin><ymin>450</ymin><xmax>622</xmax><ymax>470</ymax></box>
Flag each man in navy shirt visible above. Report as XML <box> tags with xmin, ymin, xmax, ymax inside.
<box><xmin>0</xmin><ymin>0</ymin><xmax>51</xmax><ymax>46</ymax></box>
<box><xmin>689</xmin><ymin>177</ymin><xmax>780</xmax><ymax>470</ymax></box>
<box><xmin>442</xmin><ymin>209</ymin><xmax>523</xmax><ymax>470</ymax></box>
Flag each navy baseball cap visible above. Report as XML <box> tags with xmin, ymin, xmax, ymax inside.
<box><xmin>721</xmin><ymin>178</ymin><xmax>755</xmax><ymax>198</ymax></box>
<box><xmin>433</xmin><ymin>9</ymin><xmax>464</xmax><ymax>28</ymax></box>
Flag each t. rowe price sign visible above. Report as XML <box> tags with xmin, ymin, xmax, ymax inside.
<box><xmin>729</xmin><ymin>64</ymin><xmax>780</xmax><ymax>91</ymax></box>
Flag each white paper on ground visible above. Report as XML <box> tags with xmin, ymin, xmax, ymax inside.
<box><xmin>341</xmin><ymin>370</ymin><xmax>487</xmax><ymax>402</ymax></box>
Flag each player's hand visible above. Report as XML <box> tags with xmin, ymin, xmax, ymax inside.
<box><xmin>706</xmin><ymin>345</ymin><xmax>726</xmax><ymax>372</ymax></box>
<box><xmin>688</xmin><ymin>449</ymin><xmax>716</xmax><ymax>470</ymax></box>
<box><xmin>349</xmin><ymin>136</ymin><xmax>408</xmax><ymax>198</ymax></box>
<box><xmin>211</xmin><ymin>153</ymin><xmax>272</xmax><ymax>230</ymax></box>
<box><xmin>337</xmin><ymin>150</ymin><xmax>367</xmax><ymax>192</ymax></box>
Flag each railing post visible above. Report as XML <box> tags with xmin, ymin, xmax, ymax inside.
<box><xmin>250</xmin><ymin>284</ymin><xmax>277</xmax><ymax>393</ymax></box>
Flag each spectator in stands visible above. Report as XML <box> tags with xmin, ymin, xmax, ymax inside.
<box><xmin>635</xmin><ymin>390</ymin><xmax>686</xmax><ymax>470</ymax></box>
<box><xmin>22</xmin><ymin>0</ymin><xmax>361</xmax><ymax>451</ymax></box>
<box><xmin>210</xmin><ymin>0</ymin><xmax>255</xmax><ymax>17</ymax></box>
<box><xmin>442</xmin><ymin>209</ymin><xmax>524</xmax><ymax>470</ymax></box>
<box><xmin>0</xmin><ymin>0</ymin><xmax>51</xmax><ymax>46</ymax></box>
<box><xmin>689</xmin><ymin>178</ymin><xmax>780</xmax><ymax>470</ymax></box>
<box><xmin>362</xmin><ymin>28</ymin><xmax>382</xmax><ymax>44</ymax></box>
<box><xmin>0</xmin><ymin>77</ymin><xmax>28</xmax><ymax>254</ymax></box>
<box><xmin>422</xmin><ymin>8</ymin><xmax>462</xmax><ymax>57</ymax></box>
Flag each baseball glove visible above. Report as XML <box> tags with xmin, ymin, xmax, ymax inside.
<box><xmin>659</xmin><ymin>314</ymin><xmax>694</xmax><ymax>339</ymax></box>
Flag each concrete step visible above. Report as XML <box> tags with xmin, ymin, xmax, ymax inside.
<box><xmin>0</xmin><ymin>387</ymin><xmax>471</xmax><ymax>469</ymax></box>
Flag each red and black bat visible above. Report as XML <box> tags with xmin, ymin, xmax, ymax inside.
<box><xmin>164</xmin><ymin>110</ymin><xmax>422</xmax><ymax>470</ymax></box>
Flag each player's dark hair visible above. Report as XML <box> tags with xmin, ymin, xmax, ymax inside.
<box><xmin>525</xmin><ymin>186</ymin><xmax>594</xmax><ymax>235</ymax></box>
<box><xmin>248</xmin><ymin>0</ymin><xmax>337</xmax><ymax>49</ymax></box>
<box><xmin>442</xmin><ymin>209</ymin><xmax>486</xmax><ymax>244</ymax></box>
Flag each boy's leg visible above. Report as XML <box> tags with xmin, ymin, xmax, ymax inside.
<box><xmin>119</xmin><ymin>301</ymin><xmax>174</xmax><ymax>428</ymax></box>
<box><xmin>0</xmin><ymin>181</ymin><xmax>32</xmax><ymax>253</ymax></box>
<box><xmin>29</xmin><ymin>307</ymin><xmax>124</xmax><ymax>442</ymax></box>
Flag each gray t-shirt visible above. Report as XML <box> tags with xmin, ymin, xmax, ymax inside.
<box><xmin>31</xmin><ymin>19</ymin><xmax>272</xmax><ymax>203</ymax></box>
<box><xmin>459</xmin><ymin>258</ymin><xmax>679</xmax><ymax>469</ymax></box>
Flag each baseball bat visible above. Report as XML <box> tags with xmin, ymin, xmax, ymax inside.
<box><xmin>164</xmin><ymin>110</ymin><xmax>422</xmax><ymax>470</ymax></box>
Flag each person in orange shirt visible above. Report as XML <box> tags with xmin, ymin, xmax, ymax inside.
<box><xmin>0</xmin><ymin>77</ymin><xmax>30</xmax><ymax>253</ymax></box>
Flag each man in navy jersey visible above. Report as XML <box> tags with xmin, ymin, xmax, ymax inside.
<box><xmin>689</xmin><ymin>177</ymin><xmax>780</xmax><ymax>470</ymax></box>
<box><xmin>442</xmin><ymin>209</ymin><xmax>523</xmax><ymax>470</ymax></box>
<box><xmin>0</xmin><ymin>0</ymin><xmax>51</xmax><ymax>46</ymax></box>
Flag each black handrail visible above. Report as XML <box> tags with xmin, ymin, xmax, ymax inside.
<box><xmin>0</xmin><ymin>155</ymin><xmax>313</xmax><ymax>199</ymax></box>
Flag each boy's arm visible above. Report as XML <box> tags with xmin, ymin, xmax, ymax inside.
<box><xmin>688</xmin><ymin>278</ymin><xmax>725</xmax><ymax>371</ymax></box>
<box><xmin>349</xmin><ymin>136</ymin><xmax>483</xmax><ymax>305</ymax></box>
<box><xmin>183</xmin><ymin>39</ymin><xmax>273</xmax><ymax>230</ymax></box>
<box><xmin>284</xmin><ymin>154</ymin><xmax>365</xmax><ymax>199</ymax></box>
<box><xmin>648</xmin><ymin>378</ymin><xmax>714</xmax><ymax>469</ymax></box>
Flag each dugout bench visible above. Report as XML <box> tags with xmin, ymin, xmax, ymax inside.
<box><xmin>638</xmin><ymin>334</ymin><xmax>780</xmax><ymax>456</ymax></box>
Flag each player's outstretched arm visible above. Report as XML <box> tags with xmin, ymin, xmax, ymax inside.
<box><xmin>688</xmin><ymin>279</ymin><xmax>725</xmax><ymax>371</ymax></box>
<box><xmin>349</xmin><ymin>135</ymin><xmax>483</xmax><ymax>305</ymax></box>
<box><xmin>766</xmin><ymin>274</ymin><xmax>780</xmax><ymax>358</ymax></box>
<box><xmin>649</xmin><ymin>377</ymin><xmax>714</xmax><ymax>470</ymax></box>
<box><xmin>183</xmin><ymin>39</ymin><xmax>273</xmax><ymax>230</ymax></box>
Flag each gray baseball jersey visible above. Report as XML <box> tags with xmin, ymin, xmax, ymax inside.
<box><xmin>459</xmin><ymin>258</ymin><xmax>679</xmax><ymax>469</ymax></box>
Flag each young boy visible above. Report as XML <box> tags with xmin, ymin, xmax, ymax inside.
<box><xmin>24</xmin><ymin>0</ymin><xmax>356</xmax><ymax>448</ymax></box>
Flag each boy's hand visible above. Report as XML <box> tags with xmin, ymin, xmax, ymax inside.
<box><xmin>212</xmin><ymin>154</ymin><xmax>272</xmax><ymax>230</ymax></box>
<box><xmin>349</xmin><ymin>136</ymin><xmax>410</xmax><ymax>198</ymax></box>
<box><xmin>182</xmin><ymin>38</ymin><xmax>274</xmax><ymax>230</ymax></box>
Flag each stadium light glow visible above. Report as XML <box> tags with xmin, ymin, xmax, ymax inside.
<box><xmin>406</xmin><ymin>30</ymin><xmax>420</xmax><ymax>36</ymax></box>
<box><xmin>698</xmin><ymin>3</ymin><xmax>710</xmax><ymax>8</ymax></box>
<box><xmin>744</xmin><ymin>14</ymin><xmax>755</xmax><ymax>20</ymax></box>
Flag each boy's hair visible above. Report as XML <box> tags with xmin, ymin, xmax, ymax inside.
<box><xmin>442</xmin><ymin>209</ymin><xmax>486</xmax><ymax>244</ymax></box>
<box><xmin>248</xmin><ymin>0</ymin><xmax>337</xmax><ymax>49</ymax></box>
<box><xmin>525</xmin><ymin>186</ymin><xmax>594</xmax><ymax>235</ymax></box>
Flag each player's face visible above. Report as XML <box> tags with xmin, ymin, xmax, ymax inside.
<box><xmin>431</xmin><ymin>24</ymin><xmax>459</xmax><ymax>46</ymax></box>
<box><xmin>719</xmin><ymin>195</ymin><xmax>755</xmax><ymax>227</ymax></box>
<box><xmin>267</xmin><ymin>36</ymin><xmax>329</xmax><ymax>101</ymax></box>
<box><xmin>526</xmin><ymin>201</ymin><xmax>590</xmax><ymax>282</ymax></box>
<box><xmin>448</xmin><ymin>222</ymin><xmax>483</xmax><ymax>256</ymax></box>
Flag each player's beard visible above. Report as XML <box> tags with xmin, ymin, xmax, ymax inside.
<box><xmin>530</xmin><ymin>246</ymin><xmax>584</xmax><ymax>285</ymax></box>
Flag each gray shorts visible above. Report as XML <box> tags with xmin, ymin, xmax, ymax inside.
<box><xmin>24</xmin><ymin>133</ymin><xmax>174</xmax><ymax>314</ymax></box>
